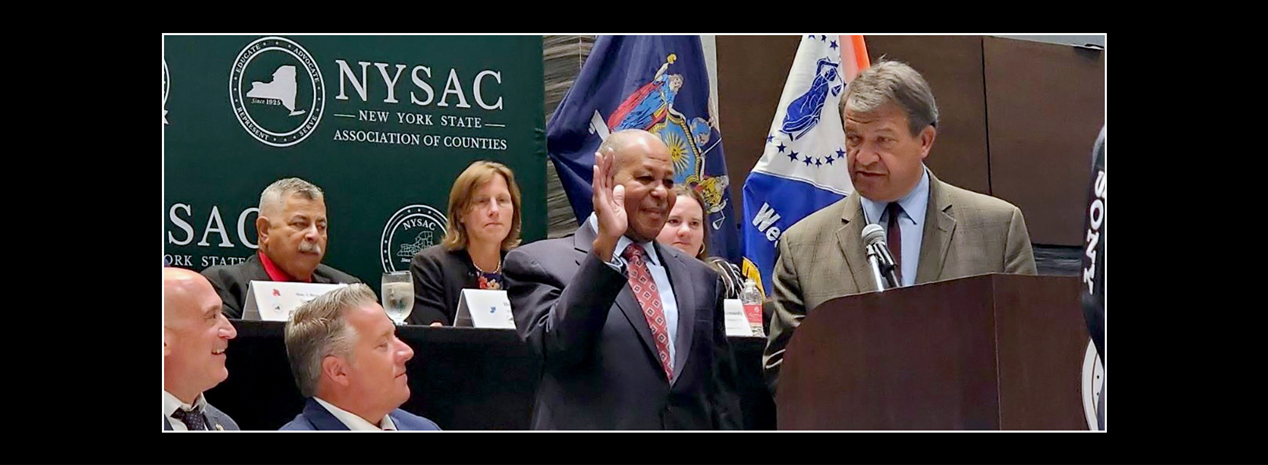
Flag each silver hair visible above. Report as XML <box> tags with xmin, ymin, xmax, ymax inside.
<box><xmin>841</xmin><ymin>59</ymin><xmax>939</xmax><ymax>137</ymax></box>
<box><xmin>259</xmin><ymin>177</ymin><xmax>324</xmax><ymax>217</ymax></box>
<box><xmin>283</xmin><ymin>283</ymin><xmax>377</xmax><ymax>398</ymax></box>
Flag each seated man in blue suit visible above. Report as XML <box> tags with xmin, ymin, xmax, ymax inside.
<box><xmin>280</xmin><ymin>283</ymin><xmax>440</xmax><ymax>430</ymax></box>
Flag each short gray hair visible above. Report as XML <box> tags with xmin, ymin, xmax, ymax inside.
<box><xmin>841</xmin><ymin>59</ymin><xmax>939</xmax><ymax>137</ymax></box>
<box><xmin>260</xmin><ymin>177</ymin><xmax>324</xmax><ymax>217</ymax></box>
<box><xmin>284</xmin><ymin>283</ymin><xmax>376</xmax><ymax>397</ymax></box>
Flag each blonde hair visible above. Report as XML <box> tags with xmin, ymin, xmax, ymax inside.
<box><xmin>441</xmin><ymin>161</ymin><xmax>523</xmax><ymax>252</ymax></box>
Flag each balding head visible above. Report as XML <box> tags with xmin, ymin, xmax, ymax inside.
<box><xmin>164</xmin><ymin>268</ymin><xmax>214</xmax><ymax>322</ymax></box>
<box><xmin>598</xmin><ymin>129</ymin><xmax>670</xmax><ymax>174</ymax></box>
<box><xmin>163</xmin><ymin>267</ymin><xmax>237</xmax><ymax>404</ymax></box>
<box><xmin>597</xmin><ymin>129</ymin><xmax>677</xmax><ymax>242</ymax></box>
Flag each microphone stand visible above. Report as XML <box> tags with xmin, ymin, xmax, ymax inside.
<box><xmin>865</xmin><ymin>243</ymin><xmax>891</xmax><ymax>291</ymax></box>
<box><xmin>866</xmin><ymin>243</ymin><xmax>901</xmax><ymax>291</ymax></box>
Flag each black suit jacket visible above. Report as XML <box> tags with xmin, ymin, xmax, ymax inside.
<box><xmin>201</xmin><ymin>253</ymin><xmax>361</xmax><ymax>319</ymax></box>
<box><xmin>503</xmin><ymin>223</ymin><xmax>742</xmax><ymax>430</ymax></box>
<box><xmin>407</xmin><ymin>245</ymin><xmax>507</xmax><ymax>326</ymax></box>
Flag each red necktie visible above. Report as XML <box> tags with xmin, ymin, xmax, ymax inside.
<box><xmin>622</xmin><ymin>244</ymin><xmax>673</xmax><ymax>381</ymax></box>
<box><xmin>886</xmin><ymin>202</ymin><xmax>903</xmax><ymax>285</ymax></box>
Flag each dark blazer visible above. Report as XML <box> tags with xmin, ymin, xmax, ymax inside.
<box><xmin>279</xmin><ymin>398</ymin><xmax>441</xmax><ymax>431</ymax></box>
<box><xmin>407</xmin><ymin>245</ymin><xmax>508</xmax><ymax>326</ymax></box>
<box><xmin>163</xmin><ymin>402</ymin><xmax>239</xmax><ymax>431</ymax></box>
<box><xmin>201</xmin><ymin>253</ymin><xmax>361</xmax><ymax>319</ymax></box>
<box><xmin>503</xmin><ymin>223</ymin><xmax>742</xmax><ymax>430</ymax></box>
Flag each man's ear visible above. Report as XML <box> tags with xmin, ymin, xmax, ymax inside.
<box><xmin>163</xmin><ymin>328</ymin><xmax>171</xmax><ymax>358</ymax></box>
<box><xmin>322</xmin><ymin>355</ymin><xmax>350</xmax><ymax>387</ymax></box>
<box><xmin>918</xmin><ymin>125</ymin><xmax>937</xmax><ymax>160</ymax></box>
<box><xmin>256</xmin><ymin>215</ymin><xmax>271</xmax><ymax>247</ymax></box>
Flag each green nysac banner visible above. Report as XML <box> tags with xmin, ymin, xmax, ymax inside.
<box><xmin>163</xmin><ymin>34</ymin><xmax>546</xmax><ymax>287</ymax></box>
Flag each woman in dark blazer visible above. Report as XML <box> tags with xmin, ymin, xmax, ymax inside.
<box><xmin>408</xmin><ymin>161</ymin><xmax>523</xmax><ymax>326</ymax></box>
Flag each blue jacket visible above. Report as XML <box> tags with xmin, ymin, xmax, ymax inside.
<box><xmin>280</xmin><ymin>398</ymin><xmax>441</xmax><ymax>431</ymax></box>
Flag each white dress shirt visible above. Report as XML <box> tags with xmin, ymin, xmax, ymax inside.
<box><xmin>313</xmin><ymin>397</ymin><xmax>398</xmax><ymax>431</ymax></box>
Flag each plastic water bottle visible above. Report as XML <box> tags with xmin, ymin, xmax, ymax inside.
<box><xmin>740</xmin><ymin>278</ymin><xmax>765</xmax><ymax>337</ymax></box>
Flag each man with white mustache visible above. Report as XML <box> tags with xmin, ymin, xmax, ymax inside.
<box><xmin>203</xmin><ymin>177</ymin><xmax>361</xmax><ymax>319</ymax></box>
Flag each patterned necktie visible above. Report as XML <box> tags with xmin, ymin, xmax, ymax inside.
<box><xmin>621</xmin><ymin>244</ymin><xmax>673</xmax><ymax>381</ymax></box>
<box><xmin>171</xmin><ymin>408</ymin><xmax>209</xmax><ymax>431</ymax></box>
<box><xmin>886</xmin><ymin>202</ymin><xmax>903</xmax><ymax>285</ymax></box>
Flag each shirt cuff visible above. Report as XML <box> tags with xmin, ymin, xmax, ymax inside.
<box><xmin>601</xmin><ymin>255</ymin><xmax>626</xmax><ymax>274</ymax></box>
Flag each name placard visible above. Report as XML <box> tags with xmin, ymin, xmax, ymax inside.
<box><xmin>723</xmin><ymin>299</ymin><xmax>757</xmax><ymax>337</ymax></box>
<box><xmin>243</xmin><ymin>281</ymin><xmax>347</xmax><ymax>321</ymax></box>
<box><xmin>454</xmin><ymin>289</ymin><xmax>516</xmax><ymax>329</ymax></box>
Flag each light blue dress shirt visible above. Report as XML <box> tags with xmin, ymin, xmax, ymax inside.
<box><xmin>859</xmin><ymin>167</ymin><xmax>930</xmax><ymax>287</ymax></box>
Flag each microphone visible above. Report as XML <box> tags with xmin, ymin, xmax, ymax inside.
<box><xmin>861</xmin><ymin>224</ymin><xmax>901</xmax><ymax>291</ymax></box>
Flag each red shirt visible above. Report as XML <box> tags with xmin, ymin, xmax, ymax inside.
<box><xmin>257</xmin><ymin>250</ymin><xmax>312</xmax><ymax>283</ymax></box>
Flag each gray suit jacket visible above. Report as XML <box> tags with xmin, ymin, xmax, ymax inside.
<box><xmin>163</xmin><ymin>402</ymin><xmax>239</xmax><ymax>431</ymax></box>
<box><xmin>763</xmin><ymin>171</ymin><xmax>1037</xmax><ymax>394</ymax></box>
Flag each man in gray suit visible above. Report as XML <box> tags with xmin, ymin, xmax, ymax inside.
<box><xmin>763</xmin><ymin>60</ymin><xmax>1037</xmax><ymax>394</ymax></box>
<box><xmin>163</xmin><ymin>267</ymin><xmax>240</xmax><ymax>430</ymax></box>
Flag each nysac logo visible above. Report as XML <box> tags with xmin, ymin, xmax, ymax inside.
<box><xmin>381</xmin><ymin>204</ymin><xmax>448</xmax><ymax>273</ymax></box>
<box><xmin>230</xmin><ymin>36</ymin><xmax>325</xmax><ymax>147</ymax></box>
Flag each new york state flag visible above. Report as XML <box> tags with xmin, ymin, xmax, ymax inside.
<box><xmin>547</xmin><ymin>35</ymin><xmax>740</xmax><ymax>261</ymax></box>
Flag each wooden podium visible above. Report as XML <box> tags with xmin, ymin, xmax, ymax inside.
<box><xmin>776</xmin><ymin>274</ymin><xmax>1089</xmax><ymax>430</ymax></box>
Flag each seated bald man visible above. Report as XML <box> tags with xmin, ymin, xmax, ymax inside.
<box><xmin>163</xmin><ymin>267</ymin><xmax>240</xmax><ymax>431</ymax></box>
<box><xmin>281</xmin><ymin>283</ymin><xmax>440</xmax><ymax>431</ymax></box>
<box><xmin>202</xmin><ymin>177</ymin><xmax>361</xmax><ymax>319</ymax></box>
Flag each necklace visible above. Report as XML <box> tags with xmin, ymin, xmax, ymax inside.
<box><xmin>472</xmin><ymin>258</ymin><xmax>501</xmax><ymax>274</ymax></box>
<box><xmin>472</xmin><ymin>256</ymin><xmax>502</xmax><ymax>291</ymax></box>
